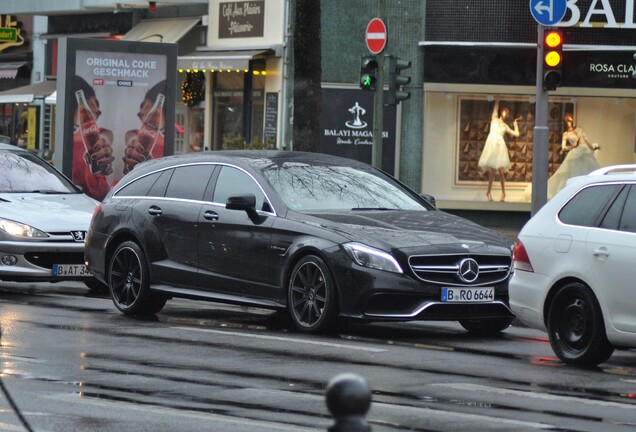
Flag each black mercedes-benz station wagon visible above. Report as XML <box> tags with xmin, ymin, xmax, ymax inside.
<box><xmin>85</xmin><ymin>151</ymin><xmax>515</xmax><ymax>334</ymax></box>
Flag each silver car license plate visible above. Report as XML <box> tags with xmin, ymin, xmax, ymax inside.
<box><xmin>53</xmin><ymin>264</ymin><xmax>92</xmax><ymax>277</ymax></box>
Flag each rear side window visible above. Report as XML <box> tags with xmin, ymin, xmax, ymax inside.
<box><xmin>619</xmin><ymin>185</ymin><xmax>636</xmax><ymax>233</ymax></box>
<box><xmin>116</xmin><ymin>171</ymin><xmax>162</xmax><ymax>197</ymax></box>
<box><xmin>559</xmin><ymin>184</ymin><xmax>621</xmax><ymax>227</ymax></box>
<box><xmin>147</xmin><ymin>169</ymin><xmax>173</xmax><ymax>197</ymax></box>
<box><xmin>165</xmin><ymin>165</ymin><xmax>214</xmax><ymax>201</ymax></box>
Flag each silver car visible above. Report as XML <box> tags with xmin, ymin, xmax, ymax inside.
<box><xmin>0</xmin><ymin>143</ymin><xmax>103</xmax><ymax>290</ymax></box>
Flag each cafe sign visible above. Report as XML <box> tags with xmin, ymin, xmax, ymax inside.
<box><xmin>218</xmin><ymin>1</ymin><xmax>265</xmax><ymax>38</ymax></box>
<box><xmin>0</xmin><ymin>15</ymin><xmax>25</xmax><ymax>51</ymax></box>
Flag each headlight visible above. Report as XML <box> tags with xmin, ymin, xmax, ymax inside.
<box><xmin>343</xmin><ymin>243</ymin><xmax>403</xmax><ymax>274</ymax></box>
<box><xmin>0</xmin><ymin>218</ymin><xmax>49</xmax><ymax>239</ymax></box>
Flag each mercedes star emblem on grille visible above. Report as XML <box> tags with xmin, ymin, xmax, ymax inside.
<box><xmin>458</xmin><ymin>258</ymin><xmax>479</xmax><ymax>283</ymax></box>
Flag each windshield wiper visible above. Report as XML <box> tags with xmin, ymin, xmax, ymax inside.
<box><xmin>351</xmin><ymin>207</ymin><xmax>398</xmax><ymax>211</ymax></box>
<box><xmin>23</xmin><ymin>190</ymin><xmax>72</xmax><ymax>194</ymax></box>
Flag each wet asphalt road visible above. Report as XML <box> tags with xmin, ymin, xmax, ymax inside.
<box><xmin>1</xmin><ymin>282</ymin><xmax>636</xmax><ymax>432</ymax></box>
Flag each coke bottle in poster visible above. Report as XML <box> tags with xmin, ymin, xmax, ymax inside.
<box><xmin>75</xmin><ymin>89</ymin><xmax>112</xmax><ymax>175</ymax></box>
<box><xmin>124</xmin><ymin>93</ymin><xmax>165</xmax><ymax>174</ymax></box>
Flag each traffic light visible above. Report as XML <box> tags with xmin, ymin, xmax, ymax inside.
<box><xmin>359</xmin><ymin>55</ymin><xmax>378</xmax><ymax>91</ymax></box>
<box><xmin>386</xmin><ymin>55</ymin><xmax>411</xmax><ymax>105</ymax></box>
<box><xmin>543</xmin><ymin>29</ymin><xmax>563</xmax><ymax>91</ymax></box>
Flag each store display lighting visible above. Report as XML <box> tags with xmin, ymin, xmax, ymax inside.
<box><xmin>176</xmin><ymin>68</ymin><xmax>267</xmax><ymax>75</ymax></box>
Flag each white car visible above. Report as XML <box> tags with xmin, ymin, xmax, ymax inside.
<box><xmin>510</xmin><ymin>165</ymin><xmax>636</xmax><ymax>366</ymax></box>
<box><xmin>0</xmin><ymin>143</ymin><xmax>103</xmax><ymax>290</ymax></box>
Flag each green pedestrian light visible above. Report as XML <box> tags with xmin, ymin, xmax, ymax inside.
<box><xmin>359</xmin><ymin>55</ymin><xmax>378</xmax><ymax>91</ymax></box>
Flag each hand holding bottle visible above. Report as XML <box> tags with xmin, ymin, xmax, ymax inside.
<box><xmin>123</xmin><ymin>93</ymin><xmax>165</xmax><ymax>174</ymax></box>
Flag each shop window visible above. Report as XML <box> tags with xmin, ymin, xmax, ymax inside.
<box><xmin>211</xmin><ymin>60</ymin><xmax>268</xmax><ymax>151</ymax></box>
<box><xmin>456</xmin><ymin>96</ymin><xmax>574</xmax><ymax>185</ymax></box>
<box><xmin>213</xmin><ymin>71</ymin><xmax>245</xmax><ymax>150</ymax></box>
<box><xmin>176</xmin><ymin>72</ymin><xmax>205</xmax><ymax>154</ymax></box>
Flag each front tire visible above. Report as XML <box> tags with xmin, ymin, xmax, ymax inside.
<box><xmin>108</xmin><ymin>241</ymin><xmax>167</xmax><ymax>315</ymax></box>
<box><xmin>459</xmin><ymin>317</ymin><xmax>513</xmax><ymax>335</ymax></box>
<box><xmin>287</xmin><ymin>255</ymin><xmax>338</xmax><ymax>334</ymax></box>
<box><xmin>547</xmin><ymin>282</ymin><xmax>614</xmax><ymax>366</ymax></box>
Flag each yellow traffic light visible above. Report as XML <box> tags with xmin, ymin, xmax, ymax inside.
<box><xmin>545</xmin><ymin>31</ymin><xmax>562</xmax><ymax>49</ymax></box>
<box><xmin>545</xmin><ymin>51</ymin><xmax>562</xmax><ymax>67</ymax></box>
<box><xmin>543</xmin><ymin>29</ymin><xmax>563</xmax><ymax>90</ymax></box>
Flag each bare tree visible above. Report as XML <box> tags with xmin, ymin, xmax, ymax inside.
<box><xmin>292</xmin><ymin>0</ymin><xmax>322</xmax><ymax>152</ymax></box>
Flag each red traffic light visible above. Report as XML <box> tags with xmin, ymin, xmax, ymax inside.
<box><xmin>545</xmin><ymin>31</ymin><xmax>562</xmax><ymax>48</ymax></box>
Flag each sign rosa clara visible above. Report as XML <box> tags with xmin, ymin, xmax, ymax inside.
<box><xmin>589</xmin><ymin>63</ymin><xmax>636</xmax><ymax>73</ymax></box>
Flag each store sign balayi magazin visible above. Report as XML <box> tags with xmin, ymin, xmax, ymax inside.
<box><xmin>560</xmin><ymin>0</ymin><xmax>636</xmax><ymax>28</ymax></box>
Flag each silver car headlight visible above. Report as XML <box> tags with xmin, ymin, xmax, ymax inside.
<box><xmin>343</xmin><ymin>242</ymin><xmax>403</xmax><ymax>274</ymax></box>
<box><xmin>0</xmin><ymin>218</ymin><xmax>49</xmax><ymax>239</ymax></box>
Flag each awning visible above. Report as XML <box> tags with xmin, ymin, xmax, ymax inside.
<box><xmin>0</xmin><ymin>80</ymin><xmax>56</xmax><ymax>104</ymax></box>
<box><xmin>123</xmin><ymin>17</ymin><xmax>200</xmax><ymax>43</ymax></box>
<box><xmin>177</xmin><ymin>50</ymin><xmax>267</xmax><ymax>72</ymax></box>
<box><xmin>0</xmin><ymin>61</ymin><xmax>28</xmax><ymax>79</ymax></box>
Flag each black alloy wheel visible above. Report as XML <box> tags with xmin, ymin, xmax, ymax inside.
<box><xmin>547</xmin><ymin>282</ymin><xmax>614</xmax><ymax>366</ymax></box>
<box><xmin>108</xmin><ymin>241</ymin><xmax>167</xmax><ymax>315</ymax></box>
<box><xmin>459</xmin><ymin>317</ymin><xmax>513</xmax><ymax>335</ymax></box>
<box><xmin>288</xmin><ymin>255</ymin><xmax>338</xmax><ymax>333</ymax></box>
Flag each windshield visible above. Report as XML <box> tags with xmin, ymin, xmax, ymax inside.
<box><xmin>262</xmin><ymin>161</ymin><xmax>426</xmax><ymax>211</ymax></box>
<box><xmin>0</xmin><ymin>151</ymin><xmax>77</xmax><ymax>193</ymax></box>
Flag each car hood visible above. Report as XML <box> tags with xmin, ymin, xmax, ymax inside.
<box><xmin>0</xmin><ymin>193</ymin><xmax>98</xmax><ymax>232</ymax></box>
<box><xmin>299</xmin><ymin>210</ymin><xmax>513</xmax><ymax>253</ymax></box>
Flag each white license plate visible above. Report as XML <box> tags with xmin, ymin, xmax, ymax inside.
<box><xmin>53</xmin><ymin>264</ymin><xmax>92</xmax><ymax>277</ymax></box>
<box><xmin>441</xmin><ymin>287</ymin><xmax>494</xmax><ymax>302</ymax></box>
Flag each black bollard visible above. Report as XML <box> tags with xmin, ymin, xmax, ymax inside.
<box><xmin>325</xmin><ymin>373</ymin><xmax>372</xmax><ymax>432</ymax></box>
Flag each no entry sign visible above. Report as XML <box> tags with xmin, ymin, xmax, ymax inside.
<box><xmin>366</xmin><ymin>18</ymin><xmax>387</xmax><ymax>54</ymax></box>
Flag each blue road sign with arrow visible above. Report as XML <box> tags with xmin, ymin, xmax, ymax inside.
<box><xmin>530</xmin><ymin>0</ymin><xmax>566</xmax><ymax>26</ymax></box>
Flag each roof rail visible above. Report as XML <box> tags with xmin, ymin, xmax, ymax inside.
<box><xmin>589</xmin><ymin>164</ymin><xmax>636</xmax><ymax>175</ymax></box>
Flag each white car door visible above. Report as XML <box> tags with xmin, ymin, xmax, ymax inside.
<box><xmin>586</xmin><ymin>185</ymin><xmax>636</xmax><ymax>333</ymax></box>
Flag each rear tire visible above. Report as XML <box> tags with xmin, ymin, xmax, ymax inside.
<box><xmin>547</xmin><ymin>282</ymin><xmax>614</xmax><ymax>366</ymax></box>
<box><xmin>107</xmin><ymin>241</ymin><xmax>167</xmax><ymax>315</ymax></box>
<box><xmin>459</xmin><ymin>317</ymin><xmax>513</xmax><ymax>335</ymax></box>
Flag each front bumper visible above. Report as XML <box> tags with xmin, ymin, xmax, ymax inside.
<box><xmin>0</xmin><ymin>240</ymin><xmax>91</xmax><ymax>282</ymax></box>
<box><xmin>331</xmin><ymin>255</ymin><xmax>513</xmax><ymax>322</ymax></box>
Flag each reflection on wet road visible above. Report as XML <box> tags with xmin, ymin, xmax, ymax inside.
<box><xmin>1</xmin><ymin>282</ymin><xmax>636</xmax><ymax>431</ymax></box>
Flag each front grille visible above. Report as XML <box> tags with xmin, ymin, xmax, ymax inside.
<box><xmin>408</xmin><ymin>254</ymin><xmax>511</xmax><ymax>286</ymax></box>
<box><xmin>25</xmin><ymin>252</ymin><xmax>85</xmax><ymax>269</ymax></box>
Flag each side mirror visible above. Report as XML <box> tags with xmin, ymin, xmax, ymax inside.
<box><xmin>420</xmin><ymin>193</ymin><xmax>436</xmax><ymax>208</ymax></box>
<box><xmin>226</xmin><ymin>194</ymin><xmax>258</xmax><ymax>219</ymax></box>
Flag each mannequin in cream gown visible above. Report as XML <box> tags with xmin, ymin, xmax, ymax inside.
<box><xmin>523</xmin><ymin>113</ymin><xmax>599</xmax><ymax>201</ymax></box>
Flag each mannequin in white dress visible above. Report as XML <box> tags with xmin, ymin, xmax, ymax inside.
<box><xmin>478</xmin><ymin>99</ymin><xmax>521</xmax><ymax>202</ymax></box>
<box><xmin>546</xmin><ymin>113</ymin><xmax>600</xmax><ymax>199</ymax></box>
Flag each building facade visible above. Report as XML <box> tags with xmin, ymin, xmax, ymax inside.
<box><xmin>2</xmin><ymin>0</ymin><xmax>635</xmax><ymax>224</ymax></box>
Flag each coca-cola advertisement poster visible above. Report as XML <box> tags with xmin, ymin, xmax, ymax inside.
<box><xmin>56</xmin><ymin>38</ymin><xmax>177</xmax><ymax>201</ymax></box>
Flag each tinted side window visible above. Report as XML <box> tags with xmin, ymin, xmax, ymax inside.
<box><xmin>213</xmin><ymin>166</ymin><xmax>265</xmax><ymax>210</ymax></box>
<box><xmin>165</xmin><ymin>165</ymin><xmax>213</xmax><ymax>201</ymax></box>
<box><xmin>147</xmin><ymin>169</ymin><xmax>173</xmax><ymax>197</ymax></box>
<box><xmin>116</xmin><ymin>172</ymin><xmax>162</xmax><ymax>197</ymax></box>
<box><xmin>619</xmin><ymin>185</ymin><xmax>636</xmax><ymax>233</ymax></box>
<box><xmin>559</xmin><ymin>185</ymin><xmax>621</xmax><ymax>227</ymax></box>
<box><xmin>600</xmin><ymin>185</ymin><xmax>628</xmax><ymax>230</ymax></box>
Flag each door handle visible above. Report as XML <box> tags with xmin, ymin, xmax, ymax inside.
<box><xmin>148</xmin><ymin>206</ymin><xmax>162</xmax><ymax>216</ymax></box>
<box><xmin>203</xmin><ymin>210</ymin><xmax>219</xmax><ymax>221</ymax></box>
<box><xmin>593</xmin><ymin>247</ymin><xmax>610</xmax><ymax>258</ymax></box>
